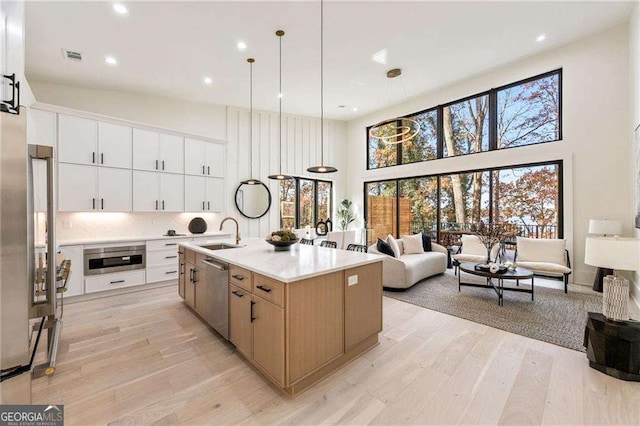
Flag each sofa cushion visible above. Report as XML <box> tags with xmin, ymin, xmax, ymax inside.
<box><xmin>516</xmin><ymin>261</ymin><xmax>571</xmax><ymax>276</ymax></box>
<box><xmin>460</xmin><ymin>234</ymin><xmax>487</xmax><ymax>256</ymax></box>
<box><xmin>517</xmin><ymin>237</ymin><xmax>567</xmax><ymax>266</ymax></box>
<box><xmin>401</xmin><ymin>252</ymin><xmax>448</xmax><ymax>286</ymax></box>
<box><xmin>422</xmin><ymin>234</ymin><xmax>432</xmax><ymax>252</ymax></box>
<box><xmin>402</xmin><ymin>233</ymin><xmax>424</xmax><ymax>254</ymax></box>
<box><xmin>387</xmin><ymin>235</ymin><xmax>402</xmax><ymax>258</ymax></box>
<box><xmin>452</xmin><ymin>253</ymin><xmax>487</xmax><ymax>264</ymax></box>
<box><xmin>376</xmin><ymin>238</ymin><xmax>394</xmax><ymax>257</ymax></box>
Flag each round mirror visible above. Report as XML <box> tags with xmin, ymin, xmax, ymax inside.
<box><xmin>235</xmin><ymin>182</ymin><xmax>272</xmax><ymax>219</ymax></box>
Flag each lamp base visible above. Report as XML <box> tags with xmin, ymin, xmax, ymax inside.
<box><xmin>603</xmin><ymin>275</ymin><xmax>629</xmax><ymax>322</ymax></box>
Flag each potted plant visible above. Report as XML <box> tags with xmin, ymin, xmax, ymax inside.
<box><xmin>337</xmin><ymin>199</ymin><xmax>356</xmax><ymax>231</ymax></box>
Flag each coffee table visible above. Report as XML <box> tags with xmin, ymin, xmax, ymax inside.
<box><xmin>458</xmin><ymin>262</ymin><xmax>534</xmax><ymax>306</ymax></box>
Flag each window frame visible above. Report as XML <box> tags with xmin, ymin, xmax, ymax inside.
<box><xmin>366</xmin><ymin>69</ymin><xmax>562</xmax><ymax>170</ymax></box>
<box><xmin>363</xmin><ymin>160</ymin><xmax>564</xmax><ymax>243</ymax></box>
<box><xmin>280</xmin><ymin>177</ymin><xmax>333</xmax><ymax>229</ymax></box>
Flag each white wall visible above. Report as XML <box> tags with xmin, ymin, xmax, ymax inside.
<box><xmin>29</xmin><ymin>81</ymin><xmax>347</xmax><ymax>239</ymax></box>
<box><xmin>630</xmin><ymin>3</ymin><xmax>640</xmax><ymax>305</ymax></box>
<box><xmin>1</xmin><ymin>0</ymin><xmax>35</xmax><ymax>106</ymax></box>
<box><xmin>345</xmin><ymin>24</ymin><xmax>631</xmax><ymax>285</ymax></box>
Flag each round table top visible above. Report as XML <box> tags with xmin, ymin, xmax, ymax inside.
<box><xmin>458</xmin><ymin>262</ymin><xmax>534</xmax><ymax>279</ymax></box>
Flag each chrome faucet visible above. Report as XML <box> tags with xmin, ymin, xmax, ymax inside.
<box><xmin>220</xmin><ymin>217</ymin><xmax>241</xmax><ymax>245</ymax></box>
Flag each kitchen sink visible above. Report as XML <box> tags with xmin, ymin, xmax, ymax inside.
<box><xmin>199</xmin><ymin>243</ymin><xmax>240</xmax><ymax>251</ymax></box>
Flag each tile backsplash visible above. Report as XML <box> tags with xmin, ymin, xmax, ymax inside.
<box><xmin>56</xmin><ymin>212</ymin><xmax>223</xmax><ymax>242</ymax></box>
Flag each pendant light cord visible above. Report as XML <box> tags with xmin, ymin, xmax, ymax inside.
<box><xmin>279</xmin><ymin>34</ymin><xmax>283</xmax><ymax>174</ymax></box>
<box><xmin>250</xmin><ymin>59</ymin><xmax>253</xmax><ymax>178</ymax></box>
<box><xmin>320</xmin><ymin>0</ymin><xmax>324</xmax><ymax>166</ymax></box>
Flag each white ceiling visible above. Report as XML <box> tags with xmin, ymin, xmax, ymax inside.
<box><xmin>25</xmin><ymin>1</ymin><xmax>634</xmax><ymax>120</ymax></box>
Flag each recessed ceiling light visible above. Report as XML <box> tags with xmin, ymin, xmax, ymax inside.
<box><xmin>371</xmin><ymin>48</ymin><xmax>388</xmax><ymax>65</ymax></box>
<box><xmin>536</xmin><ymin>34</ymin><xmax>546</xmax><ymax>42</ymax></box>
<box><xmin>237</xmin><ymin>41</ymin><xmax>247</xmax><ymax>50</ymax></box>
<box><xmin>112</xmin><ymin>3</ymin><xmax>128</xmax><ymax>14</ymax></box>
<box><xmin>352</xmin><ymin>107</ymin><xmax>358</xmax><ymax>112</ymax></box>
<box><xmin>203</xmin><ymin>76</ymin><xmax>213</xmax><ymax>85</ymax></box>
<box><xmin>104</xmin><ymin>56</ymin><xmax>118</xmax><ymax>65</ymax></box>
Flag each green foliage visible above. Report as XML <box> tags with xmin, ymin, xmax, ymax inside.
<box><xmin>337</xmin><ymin>199</ymin><xmax>356</xmax><ymax>231</ymax></box>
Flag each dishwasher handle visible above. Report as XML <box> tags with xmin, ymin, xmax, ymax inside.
<box><xmin>201</xmin><ymin>259</ymin><xmax>227</xmax><ymax>271</ymax></box>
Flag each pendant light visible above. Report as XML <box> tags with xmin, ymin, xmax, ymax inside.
<box><xmin>268</xmin><ymin>30</ymin><xmax>293</xmax><ymax>181</ymax></box>
<box><xmin>307</xmin><ymin>0</ymin><xmax>337</xmax><ymax>174</ymax></box>
<box><xmin>241</xmin><ymin>58</ymin><xmax>262</xmax><ymax>185</ymax></box>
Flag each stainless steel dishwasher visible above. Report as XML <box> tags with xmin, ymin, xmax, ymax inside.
<box><xmin>200</xmin><ymin>257</ymin><xmax>229</xmax><ymax>340</ymax></box>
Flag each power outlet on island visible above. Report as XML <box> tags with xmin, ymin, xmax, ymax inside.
<box><xmin>348</xmin><ymin>275</ymin><xmax>358</xmax><ymax>286</ymax></box>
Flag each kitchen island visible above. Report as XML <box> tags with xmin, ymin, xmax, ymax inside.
<box><xmin>178</xmin><ymin>240</ymin><xmax>384</xmax><ymax>397</ymax></box>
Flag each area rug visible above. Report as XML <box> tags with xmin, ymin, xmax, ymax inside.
<box><xmin>383</xmin><ymin>271</ymin><xmax>602</xmax><ymax>351</ymax></box>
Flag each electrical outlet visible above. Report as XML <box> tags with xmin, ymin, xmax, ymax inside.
<box><xmin>348</xmin><ymin>275</ymin><xmax>358</xmax><ymax>286</ymax></box>
<box><xmin>63</xmin><ymin>221</ymin><xmax>72</xmax><ymax>229</ymax></box>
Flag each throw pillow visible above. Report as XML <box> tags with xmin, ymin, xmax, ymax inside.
<box><xmin>402</xmin><ymin>233</ymin><xmax>424</xmax><ymax>254</ymax></box>
<box><xmin>422</xmin><ymin>234</ymin><xmax>432</xmax><ymax>252</ymax></box>
<box><xmin>376</xmin><ymin>238</ymin><xmax>394</xmax><ymax>257</ymax></box>
<box><xmin>386</xmin><ymin>234</ymin><xmax>402</xmax><ymax>258</ymax></box>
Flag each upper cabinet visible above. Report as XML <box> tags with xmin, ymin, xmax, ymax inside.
<box><xmin>58</xmin><ymin>114</ymin><xmax>132</xmax><ymax>169</ymax></box>
<box><xmin>185</xmin><ymin>138</ymin><xmax>224</xmax><ymax>177</ymax></box>
<box><xmin>27</xmin><ymin>109</ymin><xmax>56</xmax><ymax>147</ymax></box>
<box><xmin>133</xmin><ymin>129</ymin><xmax>184</xmax><ymax>174</ymax></box>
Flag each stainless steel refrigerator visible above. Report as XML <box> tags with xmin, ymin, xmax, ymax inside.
<box><xmin>0</xmin><ymin>106</ymin><xmax>58</xmax><ymax>403</ymax></box>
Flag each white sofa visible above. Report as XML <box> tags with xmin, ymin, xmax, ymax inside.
<box><xmin>368</xmin><ymin>239</ymin><xmax>448</xmax><ymax>289</ymax></box>
<box><xmin>515</xmin><ymin>237</ymin><xmax>572</xmax><ymax>293</ymax></box>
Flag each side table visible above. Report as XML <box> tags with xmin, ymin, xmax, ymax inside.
<box><xmin>583</xmin><ymin>312</ymin><xmax>640</xmax><ymax>381</ymax></box>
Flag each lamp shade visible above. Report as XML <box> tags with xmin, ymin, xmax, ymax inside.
<box><xmin>584</xmin><ymin>237</ymin><xmax>640</xmax><ymax>271</ymax></box>
<box><xmin>588</xmin><ymin>219</ymin><xmax>622</xmax><ymax>236</ymax></box>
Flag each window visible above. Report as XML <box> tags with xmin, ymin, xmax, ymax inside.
<box><xmin>497</xmin><ymin>72</ymin><xmax>561</xmax><ymax>148</ymax></box>
<box><xmin>279</xmin><ymin>177</ymin><xmax>333</xmax><ymax>230</ymax></box>
<box><xmin>366</xmin><ymin>70</ymin><xmax>562</xmax><ymax>169</ymax></box>
<box><xmin>364</xmin><ymin>161</ymin><xmax>562</xmax><ymax>246</ymax></box>
<box><xmin>443</xmin><ymin>95</ymin><xmax>489</xmax><ymax>157</ymax></box>
<box><xmin>365</xmin><ymin>181</ymin><xmax>397</xmax><ymax>245</ymax></box>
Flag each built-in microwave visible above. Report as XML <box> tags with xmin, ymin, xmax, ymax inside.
<box><xmin>83</xmin><ymin>245</ymin><xmax>146</xmax><ymax>276</ymax></box>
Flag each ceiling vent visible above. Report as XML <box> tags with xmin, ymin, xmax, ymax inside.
<box><xmin>61</xmin><ymin>49</ymin><xmax>82</xmax><ymax>61</ymax></box>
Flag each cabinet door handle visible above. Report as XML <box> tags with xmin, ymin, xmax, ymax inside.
<box><xmin>250</xmin><ymin>300</ymin><xmax>256</xmax><ymax>322</ymax></box>
<box><xmin>189</xmin><ymin>268</ymin><xmax>193</xmax><ymax>282</ymax></box>
<box><xmin>207</xmin><ymin>201</ymin><xmax>210</xmax><ymax>210</ymax></box>
<box><xmin>231</xmin><ymin>290</ymin><xmax>244</xmax><ymax>298</ymax></box>
<box><xmin>162</xmin><ymin>160</ymin><xmax>165</xmax><ymax>170</ymax></box>
<box><xmin>207</xmin><ymin>166</ymin><xmax>210</xmax><ymax>175</ymax></box>
<box><xmin>165</xmin><ymin>243</ymin><xmax>177</xmax><ymax>246</ymax></box>
<box><xmin>202</xmin><ymin>165</ymin><xmax>205</xmax><ymax>175</ymax></box>
<box><xmin>180</xmin><ymin>263</ymin><xmax>184</xmax><ymax>276</ymax></box>
<box><xmin>92</xmin><ymin>152</ymin><xmax>96</xmax><ymax>164</ymax></box>
<box><xmin>92</xmin><ymin>198</ymin><xmax>96</xmax><ymax>210</ymax></box>
<box><xmin>101</xmin><ymin>198</ymin><xmax>104</xmax><ymax>210</ymax></box>
<box><xmin>162</xmin><ymin>200</ymin><xmax>165</xmax><ymax>210</ymax></box>
<box><xmin>192</xmin><ymin>269</ymin><xmax>198</xmax><ymax>284</ymax></box>
<box><xmin>202</xmin><ymin>201</ymin><xmax>205</xmax><ymax>210</ymax></box>
<box><xmin>165</xmin><ymin>255</ymin><xmax>177</xmax><ymax>259</ymax></box>
<box><xmin>256</xmin><ymin>285</ymin><xmax>272</xmax><ymax>293</ymax></box>
<box><xmin>165</xmin><ymin>270</ymin><xmax>177</xmax><ymax>275</ymax></box>
<box><xmin>101</xmin><ymin>153</ymin><xmax>104</xmax><ymax>164</ymax></box>
<box><xmin>155</xmin><ymin>200</ymin><xmax>158</xmax><ymax>210</ymax></box>
<box><xmin>232</xmin><ymin>274</ymin><xmax>244</xmax><ymax>281</ymax></box>
<box><xmin>155</xmin><ymin>159</ymin><xmax>159</xmax><ymax>170</ymax></box>
<box><xmin>110</xmin><ymin>280</ymin><xmax>125</xmax><ymax>284</ymax></box>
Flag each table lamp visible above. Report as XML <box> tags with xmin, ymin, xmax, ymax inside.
<box><xmin>587</xmin><ymin>219</ymin><xmax>622</xmax><ymax>292</ymax></box>
<box><xmin>585</xmin><ymin>236</ymin><xmax>640</xmax><ymax>322</ymax></box>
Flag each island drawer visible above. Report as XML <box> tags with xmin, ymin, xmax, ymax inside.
<box><xmin>230</xmin><ymin>265</ymin><xmax>252</xmax><ymax>291</ymax></box>
<box><xmin>252</xmin><ymin>274</ymin><xmax>285</xmax><ymax>307</ymax></box>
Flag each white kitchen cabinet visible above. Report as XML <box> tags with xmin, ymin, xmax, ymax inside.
<box><xmin>185</xmin><ymin>138</ymin><xmax>224</xmax><ymax>177</ymax></box>
<box><xmin>58</xmin><ymin>163</ymin><xmax>98</xmax><ymax>211</ymax></box>
<box><xmin>58</xmin><ymin>114</ymin><xmax>98</xmax><ymax>166</ymax></box>
<box><xmin>133</xmin><ymin>171</ymin><xmax>184</xmax><ymax>212</ymax></box>
<box><xmin>98</xmin><ymin>168</ymin><xmax>132</xmax><ymax>212</ymax></box>
<box><xmin>205</xmin><ymin>143</ymin><xmax>225</xmax><ymax>177</ymax></box>
<box><xmin>160</xmin><ymin>134</ymin><xmax>184</xmax><ymax>174</ymax></box>
<box><xmin>57</xmin><ymin>245</ymin><xmax>84</xmax><ymax>297</ymax></box>
<box><xmin>133</xmin><ymin>129</ymin><xmax>184</xmax><ymax>174</ymax></box>
<box><xmin>58</xmin><ymin>163</ymin><xmax>131</xmax><ymax>212</ymax></box>
<box><xmin>85</xmin><ymin>270</ymin><xmax>146</xmax><ymax>294</ymax></box>
<box><xmin>27</xmin><ymin>109</ymin><xmax>56</xmax><ymax>147</ymax></box>
<box><xmin>185</xmin><ymin>175</ymin><xmax>224</xmax><ymax>212</ymax></box>
<box><xmin>132</xmin><ymin>129</ymin><xmax>161</xmax><ymax>171</ymax></box>
<box><xmin>98</xmin><ymin>122</ymin><xmax>132</xmax><ymax>169</ymax></box>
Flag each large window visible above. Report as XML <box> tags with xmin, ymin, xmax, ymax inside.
<box><xmin>364</xmin><ymin>161</ymin><xmax>562</xmax><ymax>246</ymax></box>
<box><xmin>279</xmin><ymin>177</ymin><xmax>332</xmax><ymax>229</ymax></box>
<box><xmin>367</xmin><ymin>70</ymin><xmax>562</xmax><ymax>169</ymax></box>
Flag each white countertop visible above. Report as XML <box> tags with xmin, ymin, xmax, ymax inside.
<box><xmin>57</xmin><ymin>231</ymin><xmax>232</xmax><ymax>247</ymax></box>
<box><xmin>181</xmin><ymin>239</ymin><xmax>384</xmax><ymax>283</ymax></box>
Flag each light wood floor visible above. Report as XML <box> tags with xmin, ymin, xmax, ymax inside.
<box><xmin>32</xmin><ymin>283</ymin><xmax>640</xmax><ymax>425</ymax></box>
